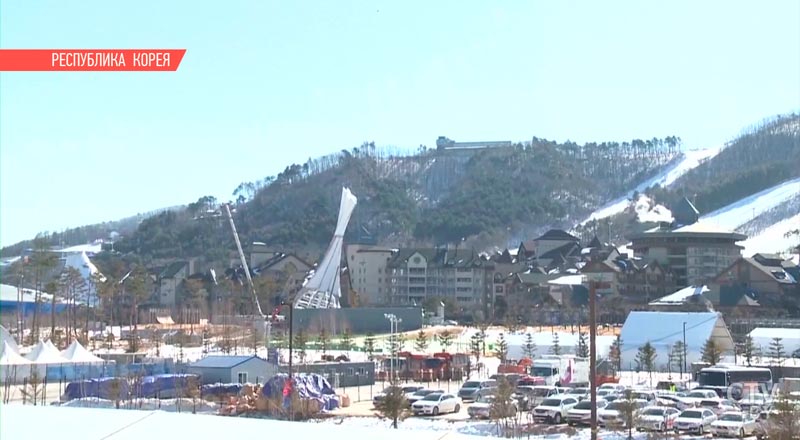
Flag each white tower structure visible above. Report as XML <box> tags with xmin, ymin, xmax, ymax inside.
<box><xmin>293</xmin><ymin>187</ymin><xmax>357</xmax><ymax>309</ymax></box>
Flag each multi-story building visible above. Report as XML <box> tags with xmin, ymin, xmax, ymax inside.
<box><xmin>344</xmin><ymin>244</ymin><xmax>395</xmax><ymax>306</ymax></box>
<box><xmin>628</xmin><ymin>198</ymin><xmax>746</xmax><ymax>287</ymax></box>
<box><xmin>386</xmin><ymin>246</ymin><xmax>492</xmax><ymax>312</ymax></box>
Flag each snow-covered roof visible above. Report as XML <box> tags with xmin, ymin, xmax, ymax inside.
<box><xmin>60</xmin><ymin>340</ymin><xmax>105</xmax><ymax>364</ymax></box>
<box><xmin>0</xmin><ymin>340</ymin><xmax>30</xmax><ymax>366</ymax></box>
<box><xmin>548</xmin><ymin>274</ymin><xmax>584</xmax><ymax>286</ymax></box>
<box><xmin>25</xmin><ymin>340</ymin><xmax>69</xmax><ymax>364</ymax></box>
<box><xmin>619</xmin><ymin>311</ymin><xmax>732</xmax><ymax>371</ymax></box>
<box><xmin>56</xmin><ymin>242</ymin><xmax>104</xmax><ymax>254</ymax></box>
<box><xmin>0</xmin><ymin>284</ymin><xmax>53</xmax><ymax>303</ymax></box>
<box><xmin>649</xmin><ymin>285</ymin><xmax>709</xmax><ymax>306</ymax></box>
<box><xmin>673</xmin><ymin>221</ymin><xmax>737</xmax><ymax>235</ymax></box>
<box><xmin>0</xmin><ymin>325</ymin><xmax>18</xmax><ymax>354</ymax></box>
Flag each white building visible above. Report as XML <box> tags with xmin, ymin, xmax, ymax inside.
<box><xmin>619</xmin><ymin>311</ymin><xmax>734</xmax><ymax>371</ymax></box>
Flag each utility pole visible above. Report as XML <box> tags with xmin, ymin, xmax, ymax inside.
<box><xmin>683</xmin><ymin>322</ymin><xmax>688</xmax><ymax>379</ymax></box>
<box><xmin>589</xmin><ymin>278</ymin><xmax>598</xmax><ymax>440</ymax></box>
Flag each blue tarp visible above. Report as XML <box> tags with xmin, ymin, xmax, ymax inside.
<box><xmin>262</xmin><ymin>373</ymin><xmax>339</xmax><ymax>411</ymax></box>
<box><xmin>200</xmin><ymin>383</ymin><xmax>243</xmax><ymax>398</ymax></box>
<box><xmin>63</xmin><ymin>377</ymin><xmax>130</xmax><ymax>401</ymax></box>
<box><xmin>137</xmin><ymin>374</ymin><xmax>199</xmax><ymax>398</ymax></box>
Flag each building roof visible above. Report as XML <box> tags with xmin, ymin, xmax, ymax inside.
<box><xmin>535</xmin><ymin>229</ymin><xmax>579</xmax><ymax>242</ymax></box>
<box><xmin>387</xmin><ymin>247</ymin><xmax>487</xmax><ymax>269</ymax></box>
<box><xmin>620</xmin><ymin>311</ymin><xmax>724</xmax><ymax>350</ymax></box>
<box><xmin>189</xmin><ymin>355</ymin><xmax>264</xmax><ymax>369</ymax></box>
<box><xmin>630</xmin><ymin>220</ymin><xmax>747</xmax><ymax>241</ymax></box>
<box><xmin>672</xmin><ymin>197</ymin><xmax>700</xmax><ymax>226</ymax></box>
<box><xmin>649</xmin><ymin>285</ymin><xmax>710</xmax><ymax>306</ymax></box>
<box><xmin>159</xmin><ymin>261</ymin><xmax>187</xmax><ymax>279</ymax></box>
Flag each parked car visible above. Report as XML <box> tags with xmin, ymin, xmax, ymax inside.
<box><xmin>407</xmin><ymin>389</ymin><xmax>443</xmax><ymax>406</ymax></box>
<box><xmin>532</xmin><ymin>395</ymin><xmax>580</xmax><ymax>424</ymax></box>
<box><xmin>599</xmin><ymin>383</ymin><xmax>627</xmax><ymax>393</ymax></box>
<box><xmin>739</xmin><ymin>393</ymin><xmax>771</xmax><ymax>413</ymax></box>
<box><xmin>698</xmin><ymin>398</ymin><xmax>738</xmax><ymax>415</ymax></box>
<box><xmin>677</xmin><ymin>389</ymin><xmax>719</xmax><ymax>407</ymax></box>
<box><xmin>467</xmin><ymin>395</ymin><xmax>518</xmax><ymax>419</ymax></box>
<box><xmin>373</xmin><ymin>385</ymin><xmax>423</xmax><ymax>406</ymax></box>
<box><xmin>629</xmin><ymin>390</ymin><xmax>658</xmax><ymax>403</ymax></box>
<box><xmin>458</xmin><ymin>380</ymin><xmax>497</xmax><ymax>402</ymax></box>
<box><xmin>565</xmin><ymin>387</ymin><xmax>589</xmax><ymax>401</ymax></box>
<box><xmin>411</xmin><ymin>393</ymin><xmax>462</xmax><ymax>416</ymax></box>
<box><xmin>598</xmin><ymin>399</ymin><xmax>649</xmax><ymax>428</ymax></box>
<box><xmin>710</xmin><ymin>411</ymin><xmax>758</xmax><ymax>438</ymax></box>
<box><xmin>635</xmin><ymin>406</ymin><xmax>681</xmax><ymax>432</ymax></box>
<box><xmin>525</xmin><ymin>385</ymin><xmax>560</xmax><ymax>407</ymax></box>
<box><xmin>673</xmin><ymin>408</ymin><xmax>717</xmax><ymax>435</ymax></box>
<box><xmin>489</xmin><ymin>373</ymin><xmax>522</xmax><ymax>386</ymax></box>
<box><xmin>566</xmin><ymin>399</ymin><xmax>608</xmax><ymax>426</ymax></box>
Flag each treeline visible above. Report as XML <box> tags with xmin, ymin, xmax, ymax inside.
<box><xmin>646</xmin><ymin>114</ymin><xmax>800</xmax><ymax>215</ymax></box>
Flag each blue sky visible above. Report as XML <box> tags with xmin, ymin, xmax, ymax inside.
<box><xmin>1</xmin><ymin>1</ymin><xmax>799</xmax><ymax>248</ymax></box>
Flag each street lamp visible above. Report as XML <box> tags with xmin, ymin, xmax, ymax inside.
<box><xmin>682</xmin><ymin>322</ymin><xmax>687</xmax><ymax>378</ymax></box>
<box><xmin>384</xmin><ymin>313</ymin><xmax>402</xmax><ymax>382</ymax></box>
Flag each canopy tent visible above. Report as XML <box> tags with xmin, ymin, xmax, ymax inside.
<box><xmin>0</xmin><ymin>325</ymin><xmax>19</xmax><ymax>354</ymax></box>
<box><xmin>0</xmin><ymin>341</ymin><xmax>32</xmax><ymax>384</ymax></box>
<box><xmin>25</xmin><ymin>340</ymin><xmax>68</xmax><ymax>364</ymax></box>
<box><xmin>60</xmin><ymin>340</ymin><xmax>105</xmax><ymax>364</ymax></box>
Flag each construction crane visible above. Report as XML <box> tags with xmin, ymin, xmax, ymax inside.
<box><xmin>222</xmin><ymin>203</ymin><xmax>271</xmax><ymax>354</ymax></box>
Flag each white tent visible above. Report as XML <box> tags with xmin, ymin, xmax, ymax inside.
<box><xmin>0</xmin><ymin>325</ymin><xmax>19</xmax><ymax>354</ymax></box>
<box><xmin>25</xmin><ymin>340</ymin><xmax>69</xmax><ymax>364</ymax></box>
<box><xmin>60</xmin><ymin>340</ymin><xmax>105</xmax><ymax>364</ymax></box>
<box><xmin>0</xmin><ymin>341</ymin><xmax>31</xmax><ymax>384</ymax></box>
<box><xmin>294</xmin><ymin>187</ymin><xmax>358</xmax><ymax>309</ymax></box>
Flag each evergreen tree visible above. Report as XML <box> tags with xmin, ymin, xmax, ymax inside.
<box><xmin>635</xmin><ymin>342</ymin><xmax>657</xmax><ymax>385</ymax></box>
<box><xmin>522</xmin><ymin>333</ymin><xmax>537</xmax><ymax>359</ymax></box>
<box><xmin>470</xmin><ymin>332</ymin><xmax>483</xmax><ymax>363</ymax></box>
<box><xmin>770</xmin><ymin>337</ymin><xmax>785</xmax><ymax>377</ymax></box>
<box><xmin>316</xmin><ymin>328</ymin><xmax>330</xmax><ymax>356</ymax></box>
<box><xmin>340</xmin><ymin>328</ymin><xmax>354</xmax><ymax>352</ymax></box>
<box><xmin>436</xmin><ymin>330</ymin><xmax>454</xmax><ymax>353</ymax></box>
<box><xmin>294</xmin><ymin>329</ymin><xmax>308</xmax><ymax>363</ymax></box>
<box><xmin>550</xmin><ymin>333</ymin><xmax>561</xmax><ymax>355</ymax></box>
<box><xmin>478</xmin><ymin>322</ymin><xmax>489</xmax><ymax>356</ymax></box>
<box><xmin>670</xmin><ymin>340</ymin><xmax>686</xmax><ymax>374</ymax></box>
<box><xmin>741</xmin><ymin>335</ymin><xmax>757</xmax><ymax>366</ymax></box>
<box><xmin>414</xmin><ymin>330</ymin><xmax>429</xmax><ymax>353</ymax></box>
<box><xmin>701</xmin><ymin>338</ymin><xmax>722</xmax><ymax>365</ymax></box>
<box><xmin>608</xmin><ymin>335</ymin><xmax>622</xmax><ymax>374</ymax></box>
<box><xmin>364</xmin><ymin>332</ymin><xmax>377</xmax><ymax>361</ymax></box>
<box><xmin>374</xmin><ymin>377</ymin><xmax>410</xmax><ymax>429</ymax></box>
<box><xmin>576</xmin><ymin>332</ymin><xmax>589</xmax><ymax>358</ymax></box>
<box><xmin>495</xmin><ymin>333</ymin><xmax>509</xmax><ymax>363</ymax></box>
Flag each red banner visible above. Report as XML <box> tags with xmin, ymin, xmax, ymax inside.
<box><xmin>0</xmin><ymin>49</ymin><xmax>186</xmax><ymax>71</ymax></box>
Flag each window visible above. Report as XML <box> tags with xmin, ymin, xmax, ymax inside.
<box><xmin>347</xmin><ymin>368</ymin><xmax>355</xmax><ymax>376</ymax></box>
<box><xmin>237</xmin><ymin>372</ymin><xmax>248</xmax><ymax>384</ymax></box>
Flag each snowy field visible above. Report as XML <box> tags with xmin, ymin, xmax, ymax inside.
<box><xmin>701</xmin><ymin>177</ymin><xmax>800</xmax><ymax>233</ymax></box>
<box><xmin>741</xmin><ymin>212</ymin><xmax>800</xmax><ymax>256</ymax></box>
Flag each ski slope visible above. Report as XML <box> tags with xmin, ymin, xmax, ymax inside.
<box><xmin>581</xmin><ymin>147</ymin><xmax>721</xmax><ymax>224</ymax></box>
<box><xmin>700</xmin><ymin>177</ymin><xmax>800</xmax><ymax>231</ymax></box>
<box><xmin>741</xmin><ymin>212</ymin><xmax>800</xmax><ymax>256</ymax></box>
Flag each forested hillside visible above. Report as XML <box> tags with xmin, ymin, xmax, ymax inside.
<box><xmin>647</xmin><ymin>114</ymin><xmax>800</xmax><ymax>215</ymax></box>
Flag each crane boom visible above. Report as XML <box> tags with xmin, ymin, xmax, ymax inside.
<box><xmin>223</xmin><ymin>203</ymin><xmax>265</xmax><ymax>319</ymax></box>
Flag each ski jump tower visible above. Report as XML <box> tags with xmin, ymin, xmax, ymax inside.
<box><xmin>293</xmin><ymin>187</ymin><xmax>358</xmax><ymax>309</ymax></box>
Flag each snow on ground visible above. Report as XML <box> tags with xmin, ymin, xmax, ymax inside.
<box><xmin>701</xmin><ymin>177</ymin><xmax>800</xmax><ymax>232</ymax></box>
<box><xmin>581</xmin><ymin>147</ymin><xmax>721</xmax><ymax>224</ymax></box>
<box><xmin>741</xmin><ymin>212</ymin><xmax>800</xmax><ymax>256</ymax></box>
<box><xmin>61</xmin><ymin>397</ymin><xmax>218</xmax><ymax>413</ymax></box>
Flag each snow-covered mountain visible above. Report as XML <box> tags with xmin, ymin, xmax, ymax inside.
<box><xmin>580</xmin><ymin>147</ymin><xmax>721</xmax><ymax>224</ymax></box>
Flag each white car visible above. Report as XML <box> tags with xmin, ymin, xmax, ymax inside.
<box><xmin>564</xmin><ymin>387</ymin><xmax>589</xmax><ymax>401</ymax></box>
<box><xmin>673</xmin><ymin>408</ymin><xmax>717</xmax><ymax>435</ymax></box>
<box><xmin>698</xmin><ymin>398</ymin><xmax>739</xmax><ymax>415</ymax></box>
<box><xmin>738</xmin><ymin>393</ymin><xmax>771</xmax><ymax>413</ymax></box>
<box><xmin>677</xmin><ymin>389</ymin><xmax>719</xmax><ymax>407</ymax></box>
<box><xmin>411</xmin><ymin>393</ymin><xmax>462</xmax><ymax>416</ymax></box>
<box><xmin>598</xmin><ymin>399</ymin><xmax>649</xmax><ymax>428</ymax></box>
<box><xmin>566</xmin><ymin>399</ymin><xmax>607</xmax><ymax>426</ymax></box>
<box><xmin>710</xmin><ymin>411</ymin><xmax>758</xmax><ymax>438</ymax></box>
<box><xmin>635</xmin><ymin>406</ymin><xmax>681</xmax><ymax>432</ymax></box>
<box><xmin>532</xmin><ymin>395</ymin><xmax>580</xmax><ymax>424</ymax></box>
<box><xmin>526</xmin><ymin>386</ymin><xmax>560</xmax><ymax>407</ymax></box>
<box><xmin>467</xmin><ymin>395</ymin><xmax>517</xmax><ymax>419</ymax></box>
<box><xmin>599</xmin><ymin>383</ymin><xmax>627</xmax><ymax>393</ymax></box>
